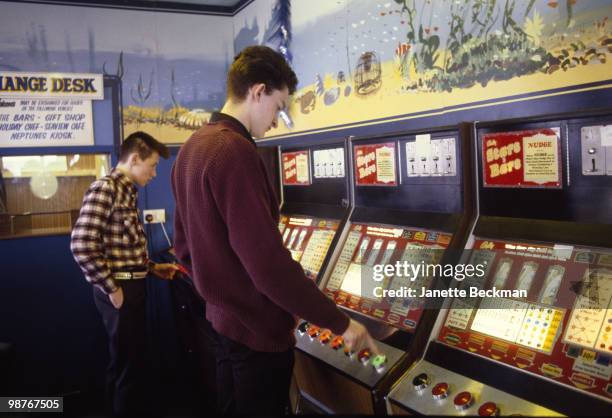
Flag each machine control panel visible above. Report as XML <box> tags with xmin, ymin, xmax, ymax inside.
<box><xmin>388</xmin><ymin>361</ymin><xmax>562</xmax><ymax>415</ymax></box>
<box><xmin>295</xmin><ymin>321</ymin><xmax>404</xmax><ymax>386</ymax></box>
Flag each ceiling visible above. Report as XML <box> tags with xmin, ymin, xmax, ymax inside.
<box><xmin>9</xmin><ymin>0</ymin><xmax>253</xmax><ymax>15</ymax></box>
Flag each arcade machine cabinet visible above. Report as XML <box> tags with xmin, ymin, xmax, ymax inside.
<box><xmin>293</xmin><ymin>124</ymin><xmax>475</xmax><ymax>414</ymax></box>
<box><xmin>388</xmin><ymin>111</ymin><xmax>612</xmax><ymax>416</ymax></box>
<box><xmin>276</xmin><ymin>140</ymin><xmax>351</xmax><ymax>286</ymax></box>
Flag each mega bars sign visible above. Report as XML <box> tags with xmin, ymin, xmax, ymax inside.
<box><xmin>0</xmin><ymin>72</ymin><xmax>103</xmax><ymax>100</ymax></box>
<box><xmin>0</xmin><ymin>72</ymin><xmax>103</xmax><ymax>147</ymax></box>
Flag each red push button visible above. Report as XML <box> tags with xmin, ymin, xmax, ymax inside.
<box><xmin>318</xmin><ymin>329</ymin><xmax>332</xmax><ymax>344</ymax></box>
<box><xmin>478</xmin><ymin>402</ymin><xmax>499</xmax><ymax>416</ymax></box>
<box><xmin>357</xmin><ymin>348</ymin><xmax>371</xmax><ymax>364</ymax></box>
<box><xmin>432</xmin><ymin>382</ymin><xmax>449</xmax><ymax>400</ymax></box>
<box><xmin>307</xmin><ymin>325</ymin><xmax>320</xmax><ymax>339</ymax></box>
<box><xmin>454</xmin><ymin>391</ymin><xmax>474</xmax><ymax>410</ymax></box>
<box><xmin>331</xmin><ymin>336</ymin><xmax>344</xmax><ymax>350</ymax></box>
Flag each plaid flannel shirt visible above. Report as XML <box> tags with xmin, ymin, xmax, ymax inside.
<box><xmin>70</xmin><ymin>169</ymin><xmax>148</xmax><ymax>294</ymax></box>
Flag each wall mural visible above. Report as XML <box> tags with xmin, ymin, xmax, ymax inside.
<box><xmin>0</xmin><ymin>2</ymin><xmax>233</xmax><ymax>143</ymax></box>
<box><xmin>1</xmin><ymin>1</ymin><xmax>610</xmax><ymax>143</ymax></box>
<box><xmin>253</xmin><ymin>0</ymin><xmax>612</xmax><ymax>137</ymax></box>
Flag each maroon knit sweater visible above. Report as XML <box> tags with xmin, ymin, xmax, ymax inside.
<box><xmin>171</xmin><ymin>114</ymin><xmax>350</xmax><ymax>352</ymax></box>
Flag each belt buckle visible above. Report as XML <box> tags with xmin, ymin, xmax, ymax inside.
<box><xmin>114</xmin><ymin>272</ymin><xmax>132</xmax><ymax>280</ymax></box>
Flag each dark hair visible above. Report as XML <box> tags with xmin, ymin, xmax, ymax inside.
<box><xmin>119</xmin><ymin>131</ymin><xmax>169</xmax><ymax>162</ymax></box>
<box><xmin>227</xmin><ymin>45</ymin><xmax>298</xmax><ymax>101</ymax></box>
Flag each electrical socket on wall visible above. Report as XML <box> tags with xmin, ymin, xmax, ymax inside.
<box><xmin>143</xmin><ymin>209</ymin><xmax>165</xmax><ymax>224</ymax></box>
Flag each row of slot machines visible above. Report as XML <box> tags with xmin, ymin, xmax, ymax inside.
<box><xmin>259</xmin><ymin>110</ymin><xmax>612</xmax><ymax>415</ymax></box>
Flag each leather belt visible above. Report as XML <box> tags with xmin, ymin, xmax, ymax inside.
<box><xmin>112</xmin><ymin>271</ymin><xmax>148</xmax><ymax>280</ymax></box>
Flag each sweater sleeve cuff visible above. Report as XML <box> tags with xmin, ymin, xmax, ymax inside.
<box><xmin>97</xmin><ymin>277</ymin><xmax>120</xmax><ymax>295</ymax></box>
<box><xmin>329</xmin><ymin>311</ymin><xmax>351</xmax><ymax>335</ymax></box>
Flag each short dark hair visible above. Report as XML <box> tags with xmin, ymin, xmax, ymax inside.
<box><xmin>227</xmin><ymin>45</ymin><xmax>298</xmax><ymax>101</ymax></box>
<box><xmin>119</xmin><ymin>131</ymin><xmax>169</xmax><ymax>162</ymax></box>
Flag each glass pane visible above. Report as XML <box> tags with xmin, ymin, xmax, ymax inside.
<box><xmin>0</xmin><ymin>154</ymin><xmax>111</xmax><ymax>239</ymax></box>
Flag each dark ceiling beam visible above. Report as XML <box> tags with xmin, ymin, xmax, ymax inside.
<box><xmin>0</xmin><ymin>0</ymin><xmax>254</xmax><ymax>16</ymax></box>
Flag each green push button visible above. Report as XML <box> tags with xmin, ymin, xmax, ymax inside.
<box><xmin>371</xmin><ymin>354</ymin><xmax>387</xmax><ymax>372</ymax></box>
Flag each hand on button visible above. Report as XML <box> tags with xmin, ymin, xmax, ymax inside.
<box><xmin>357</xmin><ymin>348</ymin><xmax>371</xmax><ymax>365</ymax></box>
<box><xmin>341</xmin><ymin>318</ymin><xmax>380</xmax><ymax>355</ymax></box>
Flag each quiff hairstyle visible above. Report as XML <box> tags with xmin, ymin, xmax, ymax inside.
<box><xmin>118</xmin><ymin>131</ymin><xmax>169</xmax><ymax>162</ymax></box>
<box><xmin>227</xmin><ymin>45</ymin><xmax>298</xmax><ymax>101</ymax></box>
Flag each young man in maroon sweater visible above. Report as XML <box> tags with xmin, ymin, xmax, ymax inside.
<box><xmin>171</xmin><ymin>45</ymin><xmax>378</xmax><ymax>414</ymax></box>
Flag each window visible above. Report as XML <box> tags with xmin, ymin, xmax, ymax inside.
<box><xmin>0</xmin><ymin>154</ymin><xmax>111</xmax><ymax>239</ymax></box>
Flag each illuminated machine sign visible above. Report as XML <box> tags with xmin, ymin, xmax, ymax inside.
<box><xmin>354</xmin><ymin>142</ymin><xmax>397</xmax><ymax>186</ymax></box>
<box><xmin>439</xmin><ymin>237</ymin><xmax>612</xmax><ymax>400</ymax></box>
<box><xmin>324</xmin><ymin>222</ymin><xmax>452</xmax><ymax>331</ymax></box>
<box><xmin>482</xmin><ymin>128</ymin><xmax>562</xmax><ymax>189</ymax></box>
<box><xmin>0</xmin><ymin>72</ymin><xmax>103</xmax><ymax>148</ymax></box>
<box><xmin>282</xmin><ymin>150</ymin><xmax>311</xmax><ymax>186</ymax></box>
<box><xmin>278</xmin><ymin>215</ymin><xmax>339</xmax><ymax>280</ymax></box>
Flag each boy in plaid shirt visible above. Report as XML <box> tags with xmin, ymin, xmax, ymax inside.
<box><xmin>71</xmin><ymin>131</ymin><xmax>178</xmax><ymax>416</ymax></box>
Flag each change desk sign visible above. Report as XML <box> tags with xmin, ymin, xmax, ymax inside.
<box><xmin>0</xmin><ymin>72</ymin><xmax>103</xmax><ymax>147</ymax></box>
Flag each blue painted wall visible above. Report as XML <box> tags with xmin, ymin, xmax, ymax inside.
<box><xmin>0</xmin><ymin>77</ymin><xmax>182</xmax><ymax>408</ymax></box>
<box><xmin>0</xmin><ymin>234</ymin><xmax>107</xmax><ymax>395</ymax></box>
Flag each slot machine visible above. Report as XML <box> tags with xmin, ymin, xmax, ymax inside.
<box><xmin>387</xmin><ymin>111</ymin><xmax>612</xmax><ymax>416</ymax></box>
<box><xmin>277</xmin><ymin>139</ymin><xmax>351</xmax><ymax>284</ymax></box>
<box><xmin>292</xmin><ymin>124</ymin><xmax>475</xmax><ymax>414</ymax></box>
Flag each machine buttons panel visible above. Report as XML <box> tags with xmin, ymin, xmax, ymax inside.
<box><xmin>296</xmin><ymin>321</ymin><xmax>397</xmax><ymax>374</ymax></box>
<box><xmin>387</xmin><ymin>361</ymin><xmax>562</xmax><ymax>416</ymax></box>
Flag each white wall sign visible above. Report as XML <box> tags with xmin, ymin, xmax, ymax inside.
<box><xmin>0</xmin><ymin>72</ymin><xmax>104</xmax><ymax>100</ymax></box>
<box><xmin>0</xmin><ymin>98</ymin><xmax>94</xmax><ymax>147</ymax></box>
